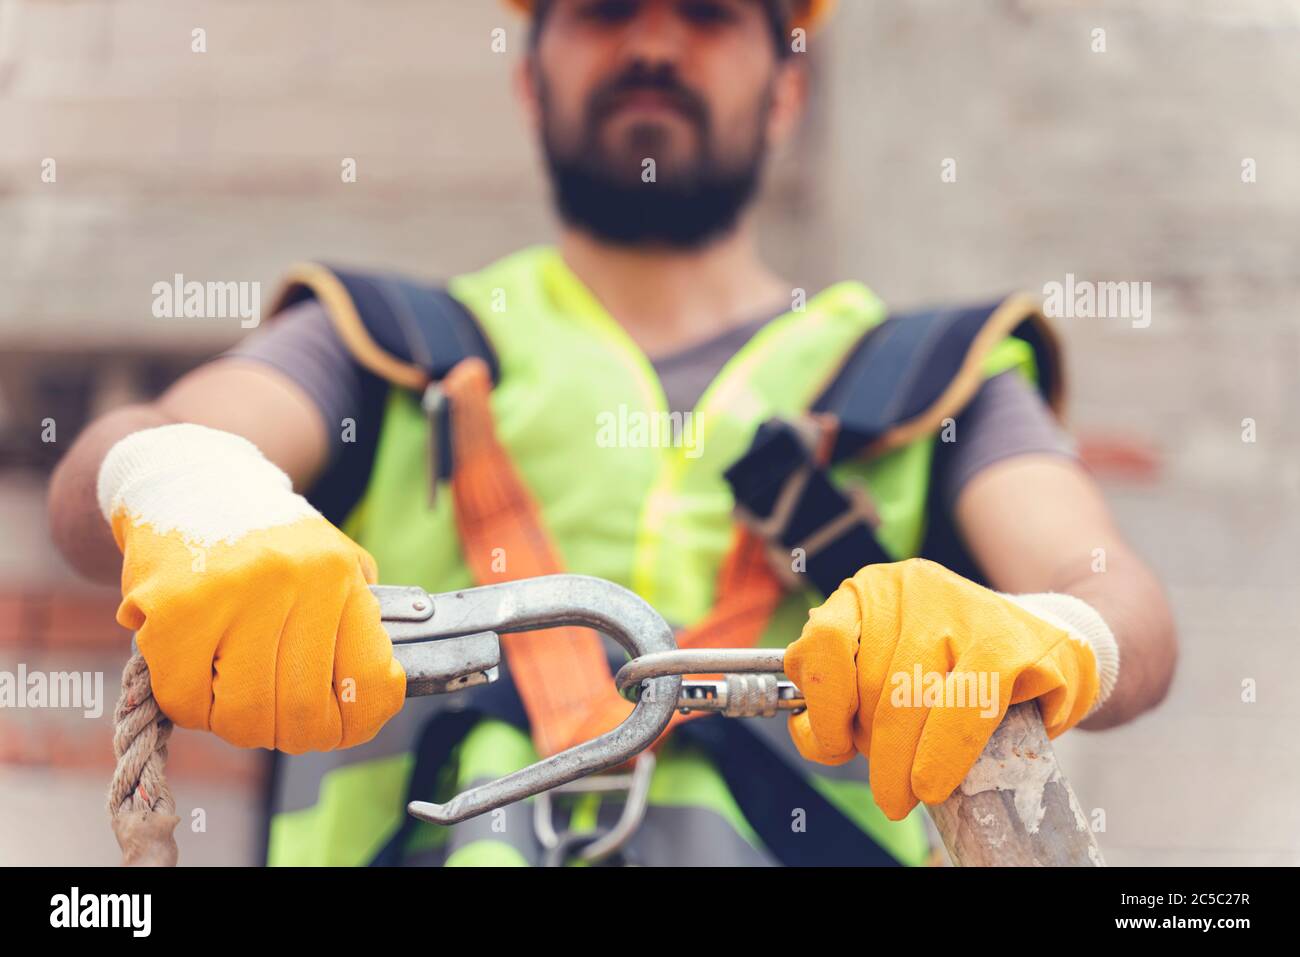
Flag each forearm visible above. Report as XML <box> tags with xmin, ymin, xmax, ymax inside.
<box><xmin>48</xmin><ymin>404</ymin><xmax>177</xmax><ymax>584</ymax></box>
<box><xmin>49</xmin><ymin>360</ymin><xmax>331</xmax><ymax>585</ymax></box>
<box><xmin>953</xmin><ymin>456</ymin><xmax>1178</xmax><ymax>730</ymax></box>
<box><xmin>1050</xmin><ymin>546</ymin><xmax>1177</xmax><ymax>729</ymax></box>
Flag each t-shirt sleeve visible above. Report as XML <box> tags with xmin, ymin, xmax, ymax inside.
<box><xmin>219</xmin><ymin>299</ymin><xmax>393</xmax><ymax>524</ymax></box>
<box><xmin>221</xmin><ymin>299</ymin><xmax>374</xmax><ymax>467</ymax></box>
<box><xmin>931</xmin><ymin>370</ymin><xmax>1079</xmax><ymax>514</ymax></box>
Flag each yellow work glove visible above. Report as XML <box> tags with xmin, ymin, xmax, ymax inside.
<box><xmin>786</xmin><ymin>558</ymin><xmax>1119</xmax><ymax>820</ymax></box>
<box><xmin>98</xmin><ymin>423</ymin><xmax>405</xmax><ymax>753</ymax></box>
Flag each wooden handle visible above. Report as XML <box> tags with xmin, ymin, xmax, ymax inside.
<box><xmin>926</xmin><ymin>701</ymin><xmax>1104</xmax><ymax>866</ymax></box>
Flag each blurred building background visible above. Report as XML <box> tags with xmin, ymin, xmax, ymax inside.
<box><xmin>1</xmin><ymin>0</ymin><xmax>1297</xmax><ymax>865</ymax></box>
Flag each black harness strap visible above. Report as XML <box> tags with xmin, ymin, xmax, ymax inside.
<box><xmin>274</xmin><ymin>264</ymin><xmax>498</xmax><ymax>382</ymax></box>
<box><xmin>675</xmin><ymin>718</ymin><xmax>901</xmax><ymax>866</ymax></box>
<box><xmin>367</xmin><ymin>708</ymin><xmax>488</xmax><ymax>868</ymax></box>
<box><xmin>726</xmin><ymin>298</ymin><xmax>1060</xmax><ymax>597</ymax></box>
<box><xmin>268</xmin><ymin>264</ymin><xmax>496</xmax><ymax>524</ymax></box>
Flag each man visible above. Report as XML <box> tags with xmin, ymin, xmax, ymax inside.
<box><xmin>49</xmin><ymin>0</ymin><xmax>1175</xmax><ymax>866</ymax></box>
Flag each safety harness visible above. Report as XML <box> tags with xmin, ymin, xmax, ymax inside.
<box><xmin>270</xmin><ymin>262</ymin><xmax>1062</xmax><ymax>865</ymax></box>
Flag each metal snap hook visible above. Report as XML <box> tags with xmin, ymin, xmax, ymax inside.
<box><xmin>376</xmin><ymin>575</ymin><xmax>680</xmax><ymax>826</ymax></box>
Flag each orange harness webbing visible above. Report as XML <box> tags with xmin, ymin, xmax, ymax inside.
<box><xmin>443</xmin><ymin>358</ymin><xmax>785</xmax><ymax>757</ymax></box>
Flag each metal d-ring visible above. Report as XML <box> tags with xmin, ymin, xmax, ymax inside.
<box><xmin>534</xmin><ymin>751</ymin><xmax>657</xmax><ymax>866</ymax></box>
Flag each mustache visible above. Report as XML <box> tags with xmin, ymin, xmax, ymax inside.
<box><xmin>586</xmin><ymin>64</ymin><xmax>710</xmax><ymax>129</ymax></box>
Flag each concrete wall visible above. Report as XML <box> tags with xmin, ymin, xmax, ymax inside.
<box><xmin>1</xmin><ymin>0</ymin><xmax>1297</xmax><ymax>865</ymax></box>
<box><xmin>815</xmin><ymin>0</ymin><xmax>1300</xmax><ymax>867</ymax></box>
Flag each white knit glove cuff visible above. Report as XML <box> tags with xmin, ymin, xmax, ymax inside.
<box><xmin>97</xmin><ymin>423</ymin><xmax>316</xmax><ymax>547</ymax></box>
<box><xmin>1001</xmin><ymin>591</ymin><xmax>1121</xmax><ymax>715</ymax></box>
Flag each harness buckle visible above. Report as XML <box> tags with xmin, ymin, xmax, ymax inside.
<box><xmin>728</xmin><ymin>415</ymin><xmax>883</xmax><ymax>593</ymax></box>
<box><xmin>420</xmin><ymin>381</ymin><xmax>449</xmax><ymax>507</ymax></box>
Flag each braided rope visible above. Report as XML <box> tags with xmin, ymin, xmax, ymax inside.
<box><xmin>108</xmin><ymin>653</ymin><xmax>179</xmax><ymax>866</ymax></box>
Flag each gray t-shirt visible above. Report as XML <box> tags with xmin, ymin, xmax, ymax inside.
<box><xmin>225</xmin><ymin>299</ymin><xmax>1076</xmax><ymax>514</ymax></box>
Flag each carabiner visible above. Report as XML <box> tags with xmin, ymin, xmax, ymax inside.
<box><xmin>374</xmin><ymin>574</ymin><xmax>680</xmax><ymax>826</ymax></box>
<box><xmin>614</xmin><ymin>648</ymin><xmax>805</xmax><ymax>717</ymax></box>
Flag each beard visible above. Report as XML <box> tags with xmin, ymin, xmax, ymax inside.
<box><xmin>537</xmin><ymin>65</ymin><xmax>772</xmax><ymax>250</ymax></box>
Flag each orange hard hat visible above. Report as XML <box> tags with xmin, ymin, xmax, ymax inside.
<box><xmin>503</xmin><ymin>0</ymin><xmax>836</xmax><ymax>33</ymax></box>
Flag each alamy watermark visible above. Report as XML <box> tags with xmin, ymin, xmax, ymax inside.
<box><xmin>0</xmin><ymin>665</ymin><xmax>103</xmax><ymax>718</ymax></box>
<box><xmin>151</xmin><ymin>273</ymin><xmax>261</xmax><ymax>328</ymax></box>
<box><xmin>596</xmin><ymin>404</ymin><xmax>703</xmax><ymax>458</ymax></box>
<box><xmin>50</xmin><ymin>887</ymin><xmax>150</xmax><ymax>937</ymax></box>
<box><xmin>889</xmin><ymin>664</ymin><xmax>999</xmax><ymax>718</ymax></box>
<box><xmin>1042</xmin><ymin>273</ymin><xmax>1151</xmax><ymax>329</ymax></box>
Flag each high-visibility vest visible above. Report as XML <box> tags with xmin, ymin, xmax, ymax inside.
<box><xmin>263</xmin><ymin>245</ymin><xmax>1061</xmax><ymax>867</ymax></box>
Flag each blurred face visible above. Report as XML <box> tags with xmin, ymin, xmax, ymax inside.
<box><xmin>523</xmin><ymin>0</ymin><xmax>805</xmax><ymax>248</ymax></box>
